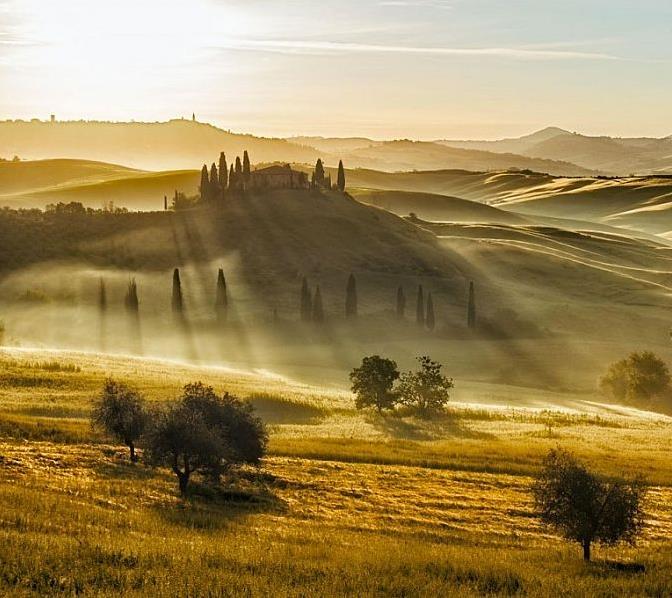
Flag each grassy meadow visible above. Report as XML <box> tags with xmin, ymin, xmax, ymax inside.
<box><xmin>1</xmin><ymin>347</ymin><xmax>671</xmax><ymax>596</ymax></box>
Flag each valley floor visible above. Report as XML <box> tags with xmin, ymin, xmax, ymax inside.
<box><xmin>0</xmin><ymin>348</ymin><xmax>671</xmax><ymax>596</ymax></box>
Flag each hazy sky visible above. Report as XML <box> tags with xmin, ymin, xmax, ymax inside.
<box><xmin>1</xmin><ymin>0</ymin><xmax>671</xmax><ymax>139</ymax></box>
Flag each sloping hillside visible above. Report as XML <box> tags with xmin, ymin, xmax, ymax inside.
<box><xmin>1</xmin><ymin>167</ymin><xmax>200</xmax><ymax>210</ymax></box>
<box><xmin>0</xmin><ymin>158</ymin><xmax>140</xmax><ymax>196</ymax></box>
<box><xmin>350</xmin><ymin>188</ymin><xmax>528</xmax><ymax>225</ymax></box>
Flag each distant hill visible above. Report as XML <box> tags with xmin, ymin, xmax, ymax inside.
<box><xmin>437</xmin><ymin>128</ymin><xmax>672</xmax><ymax>175</ymax></box>
<box><xmin>0</xmin><ymin>119</ymin><xmax>322</xmax><ymax>171</ymax></box>
<box><xmin>0</xmin><ymin>119</ymin><xmax>593</xmax><ymax>176</ymax></box>
<box><xmin>0</xmin><ymin>160</ymin><xmax>200</xmax><ymax>210</ymax></box>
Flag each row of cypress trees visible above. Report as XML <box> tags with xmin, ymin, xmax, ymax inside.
<box><xmin>101</xmin><ymin>271</ymin><xmax>476</xmax><ymax>329</ymax></box>
<box><xmin>99</xmin><ymin>268</ymin><xmax>229</xmax><ymax>321</ymax></box>
<box><xmin>200</xmin><ymin>151</ymin><xmax>252</xmax><ymax>201</ymax></box>
<box><xmin>302</xmin><ymin>275</ymin><xmax>477</xmax><ymax>329</ymax></box>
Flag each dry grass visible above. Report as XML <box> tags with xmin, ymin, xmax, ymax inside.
<box><xmin>1</xmin><ymin>348</ymin><xmax>672</xmax><ymax>595</ymax></box>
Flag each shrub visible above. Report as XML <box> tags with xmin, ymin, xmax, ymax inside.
<box><xmin>91</xmin><ymin>379</ymin><xmax>149</xmax><ymax>462</ymax></box>
<box><xmin>350</xmin><ymin>355</ymin><xmax>400</xmax><ymax>412</ymax></box>
<box><xmin>397</xmin><ymin>356</ymin><xmax>453</xmax><ymax>415</ymax></box>
<box><xmin>145</xmin><ymin>382</ymin><xmax>267</xmax><ymax>495</ymax></box>
<box><xmin>600</xmin><ymin>351</ymin><xmax>670</xmax><ymax>405</ymax></box>
<box><xmin>532</xmin><ymin>449</ymin><xmax>646</xmax><ymax>561</ymax></box>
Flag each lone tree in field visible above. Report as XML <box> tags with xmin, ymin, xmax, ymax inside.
<box><xmin>199</xmin><ymin>165</ymin><xmax>210</xmax><ymax>201</ymax></box>
<box><xmin>171</xmin><ymin>268</ymin><xmax>184</xmax><ymax>314</ymax></box>
<box><xmin>416</xmin><ymin>285</ymin><xmax>425</xmax><ymax>326</ymax></box>
<box><xmin>345</xmin><ymin>273</ymin><xmax>358</xmax><ymax>318</ymax></box>
<box><xmin>426</xmin><ymin>293</ymin><xmax>435</xmax><ymax>331</ymax></box>
<box><xmin>337</xmin><ymin>160</ymin><xmax>346</xmax><ymax>192</ymax></box>
<box><xmin>398</xmin><ymin>356</ymin><xmax>453</xmax><ymax>415</ymax></box>
<box><xmin>243</xmin><ymin>150</ymin><xmax>251</xmax><ymax>183</ymax></box>
<box><xmin>300</xmin><ymin>277</ymin><xmax>312</xmax><ymax>322</ymax></box>
<box><xmin>218</xmin><ymin>152</ymin><xmax>228</xmax><ymax>193</ymax></box>
<box><xmin>467</xmin><ymin>281</ymin><xmax>476</xmax><ymax>329</ymax></box>
<box><xmin>350</xmin><ymin>355</ymin><xmax>400</xmax><ymax>412</ymax></box>
<box><xmin>215</xmin><ymin>268</ymin><xmax>228</xmax><ymax>322</ymax></box>
<box><xmin>146</xmin><ymin>382</ymin><xmax>267</xmax><ymax>495</ymax></box>
<box><xmin>600</xmin><ymin>351</ymin><xmax>670</xmax><ymax>405</ymax></box>
<box><xmin>91</xmin><ymin>379</ymin><xmax>149</xmax><ymax>463</ymax></box>
<box><xmin>533</xmin><ymin>449</ymin><xmax>646</xmax><ymax>562</ymax></box>
<box><xmin>312</xmin><ymin>285</ymin><xmax>325</xmax><ymax>323</ymax></box>
<box><xmin>396</xmin><ymin>286</ymin><xmax>406</xmax><ymax>319</ymax></box>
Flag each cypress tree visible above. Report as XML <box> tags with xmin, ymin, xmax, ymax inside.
<box><xmin>215</xmin><ymin>268</ymin><xmax>228</xmax><ymax>321</ymax></box>
<box><xmin>243</xmin><ymin>151</ymin><xmax>251</xmax><ymax>182</ymax></box>
<box><xmin>125</xmin><ymin>279</ymin><xmax>139</xmax><ymax>313</ymax></box>
<box><xmin>209</xmin><ymin>163</ymin><xmax>220</xmax><ymax>199</ymax></box>
<box><xmin>312</xmin><ymin>285</ymin><xmax>324</xmax><ymax>323</ymax></box>
<box><xmin>235</xmin><ymin>156</ymin><xmax>243</xmax><ymax>177</ymax></box>
<box><xmin>426</xmin><ymin>293</ymin><xmax>435</xmax><ymax>331</ymax></box>
<box><xmin>300</xmin><ymin>277</ymin><xmax>312</xmax><ymax>322</ymax></box>
<box><xmin>337</xmin><ymin>160</ymin><xmax>346</xmax><ymax>192</ymax></box>
<box><xmin>172</xmin><ymin>268</ymin><xmax>183</xmax><ymax>314</ymax></box>
<box><xmin>467</xmin><ymin>281</ymin><xmax>476</xmax><ymax>329</ymax></box>
<box><xmin>218</xmin><ymin>152</ymin><xmax>228</xmax><ymax>191</ymax></box>
<box><xmin>345</xmin><ymin>273</ymin><xmax>357</xmax><ymax>318</ymax></box>
<box><xmin>396</xmin><ymin>286</ymin><xmax>405</xmax><ymax>319</ymax></box>
<box><xmin>199</xmin><ymin>165</ymin><xmax>210</xmax><ymax>201</ymax></box>
<box><xmin>314</xmin><ymin>159</ymin><xmax>325</xmax><ymax>186</ymax></box>
<box><xmin>229</xmin><ymin>163</ymin><xmax>236</xmax><ymax>190</ymax></box>
<box><xmin>416</xmin><ymin>284</ymin><xmax>424</xmax><ymax>326</ymax></box>
<box><xmin>164</xmin><ymin>195</ymin><xmax>168</xmax><ymax>211</ymax></box>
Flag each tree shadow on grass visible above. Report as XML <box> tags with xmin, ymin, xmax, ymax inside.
<box><xmin>368</xmin><ymin>411</ymin><xmax>495</xmax><ymax>441</ymax></box>
<box><xmin>585</xmin><ymin>560</ymin><xmax>647</xmax><ymax>577</ymax></box>
<box><xmin>151</xmin><ymin>470</ymin><xmax>290</xmax><ymax>530</ymax></box>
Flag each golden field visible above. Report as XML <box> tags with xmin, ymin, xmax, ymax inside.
<box><xmin>0</xmin><ymin>347</ymin><xmax>671</xmax><ymax>596</ymax></box>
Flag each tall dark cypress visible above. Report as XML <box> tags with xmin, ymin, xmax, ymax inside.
<box><xmin>235</xmin><ymin>156</ymin><xmax>243</xmax><ymax>177</ymax></box>
<box><xmin>215</xmin><ymin>268</ymin><xmax>228</xmax><ymax>321</ymax></box>
<box><xmin>199</xmin><ymin>165</ymin><xmax>210</xmax><ymax>201</ymax></box>
<box><xmin>396</xmin><ymin>286</ymin><xmax>405</xmax><ymax>319</ymax></box>
<box><xmin>312</xmin><ymin>285</ymin><xmax>324</xmax><ymax>323</ymax></box>
<box><xmin>416</xmin><ymin>284</ymin><xmax>424</xmax><ymax>326</ymax></box>
<box><xmin>467</xmin><ymin>281</ymin><xmax>476</xmax><ymax>330</ymax></box>
<box><xmin>218</xmin><ymin>152</ymin><xmax>228</xmax><ymax>191</ymax></box>
<box><xmin>172</xmin><ymin>268</ymin><xmax>183</xmax><ymax>313</ymax></box>
<box><xmin>209</xmin><ymin>163</ymin><xmax>220</xmax><ymax>199</ymax></box>
<box><xmin>426</xmin><ymin>292</ymin><xmax>435</xmax><ymax>331</ymax></box>
<box><xmin>314</xmin><ymin>159</ymin><xmax>325</xmax><ymax>186</ymax></box>
<box><xmin>345</xmin><ymin>273</ymin><xmax>357</xmax><ymax>318</ymax></box>
<box><xmin>229</xmin><ymin>163</ymin><xmax>236</xmax><ymax>190</ymax></box>
<box><xmin>337</xmin><ymin>160</ymin><xmax>346</xmax><ymax>192</ymax></box>
<box><xmin>99</xmin><ymin>278</ymin><xmax>107</xmax><ymax>313</ymax></box>
<box><xmin>243</xmin><ymin>151</ymin><xmax>251</xmax><ymax>182</ymax></box>
<box><xmin>163</xmin><ymin>195</ymin><xmax>168</xmax><ymax>211</ymax></box>
<box><xmin>300</xmin><ymin>277</ymin><xmax>312</xmax><ymax>322</ymax></box>
<box><xmin>125</xmin><ymin>279</ymin><xmax>139</xmax><ymax>313</ymax></box>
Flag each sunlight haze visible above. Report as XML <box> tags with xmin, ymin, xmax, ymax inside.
<box><xmin>1</xmin><ymin>0</ymin><xmax>671</xmax><ymax>138</ymax></box>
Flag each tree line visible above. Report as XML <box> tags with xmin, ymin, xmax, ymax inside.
<box><xmin>102</xmin><ymin>269</ymin><xmax>477</xmax><ymax>331</ymax></box>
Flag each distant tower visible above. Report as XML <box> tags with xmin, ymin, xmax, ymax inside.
<box><xmin>50</xmin><ymin>114</ymin><xmax>55</xmax><ymax>123</ymax></box>
<box><xmin>192</xmin><ymin>112</ymin><xmax>196</xmax><ymax>122</ymax></box>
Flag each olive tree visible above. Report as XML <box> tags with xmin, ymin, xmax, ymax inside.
<box><xmin>91</xmin><ymin>379</ymin><xmax>149</xmax><ymax>462</ymax></box>
<box><xmin>600</xmin><ymin>351</ymin><xmax>670</xmax><ymax>405</ymax></box>
<box><xmin>350</xmin><ymin>355</ymin><xmax>400</xmax><ymax>412</ymax></box>
<box><xmin>397</xmin><ymin>356</ymin><xmax>453</xmax><ymax>415</ymax></box>
<box><xmin>533</xmin><ymin>449</ymin><xmax>646</xmax><ymax>561</ymax></box>
<box><xmin>146</xmin><ymin>382</ymin><xmax>267</xmax><ymax>495</ymax></box>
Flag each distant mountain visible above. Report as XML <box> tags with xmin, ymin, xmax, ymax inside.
<box><xmin>437</xmin><ymin>128</ymin><xmax>672</xmax><ymax>175</ymax></box>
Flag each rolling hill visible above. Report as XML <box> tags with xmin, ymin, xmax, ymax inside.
<box><xmin>437</xmin><ymin>127</ymin><xmax>672</xmax><ymax>175</ymax></box>
<box><xmin>350</xmin><ymin>188</ymin><xmax>528</xmax><ymax>225</ymax></box>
